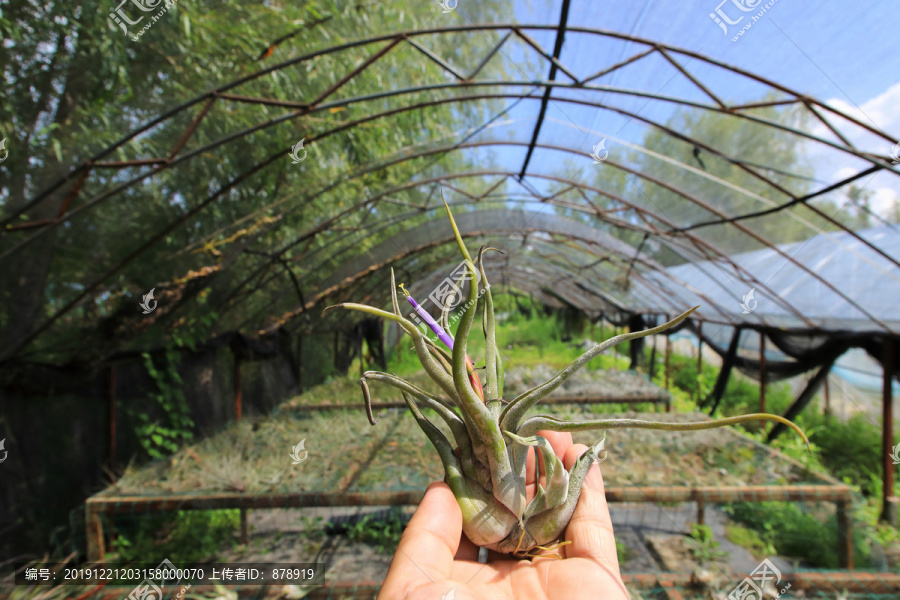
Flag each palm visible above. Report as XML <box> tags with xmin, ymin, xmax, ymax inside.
<box><xmin>380</xmin><ymin>431</ymin><xmax>629</xmax><ymax>600</ymax></box>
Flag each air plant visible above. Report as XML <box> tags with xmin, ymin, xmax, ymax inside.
<box><xmin>322</xmin><ymin>199</ymin><xmax>808</xmax><ymax>558</ymax></box>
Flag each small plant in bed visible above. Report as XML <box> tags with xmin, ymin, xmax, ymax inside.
<box><xmin>111</xmin><ymin>509</ymin><xmax>240</xmax><ymax>564</ymax></box>
<box><xmin>687</xmin><ymin>523</ymin><xmax>728</xmax><ymax>565</ymax></box>
<box><xmin>344</xmin><ymin>508</ymin><xmax>408</xmax><ymax>554</ymax></box>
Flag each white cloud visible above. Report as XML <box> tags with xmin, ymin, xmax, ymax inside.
<box><xmin>805</xmin><ymin>81</ymin><xmax>900</xmax><ymax>219</ymax></box>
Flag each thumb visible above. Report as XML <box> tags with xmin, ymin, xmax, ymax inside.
<box><xmin>379</xmin><ymin>482</ymin><xmax>462</xmax><ymax>598</ymax></box>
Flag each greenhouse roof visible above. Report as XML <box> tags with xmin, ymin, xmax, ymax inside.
<box><xmin>655</xmin><ymin>225</ymin><xmax>900</xmax><ymax>333</ymax></box>
<box><xmin>1</xmin><ymin>1</ymin><xmax>899</xmax><ymax>365</ymax></box>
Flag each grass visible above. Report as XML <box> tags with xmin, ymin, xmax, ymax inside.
<box><xmin>112</xmin><ymin>509</ymin><xmax>240</xmax><ymax>566</ymax></box>
<box><xmin>344</xmin><ymin>508</ymin><xmax>408</xmax><ymax>554</ymax></box>
<box><xmin>363</xmin><ymin>292</ymin><xmax>630</xmax><ymax>378</ymax></box>
<box><xmin>725</xmin><ymin>524</ymin><xmax>774</xmax><ymax>559</ymax></box>
<box><xmin>616</xmin><ymin>538</ymin><xmax>633</xmax><ymax>564</ymax></box>
<box><xmin>686</xmin><ymin>523</ymin><xmax>728</xmax><ymax>565</ymax></box>
<box><xmin>722</xmin><ymin>501</ymin><xmax>861</xmax><ymax>568</ymax></box>
<box><xmin>652</xmin><ymin>343</ymin><xmax>900</xmax><ymax>570</ymax></box>
<box><xmin>110</xmin><ymin>407</ymin><xmax>403</xmax><ymax>495</ymax></box>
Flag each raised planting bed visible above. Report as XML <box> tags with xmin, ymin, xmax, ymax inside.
<box><xmin>88</xmin><ymin>375</ymin><xmax>850</xmax><ymax>564</ymax></box>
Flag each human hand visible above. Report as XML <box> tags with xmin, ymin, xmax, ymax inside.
<box><xmin>379</xmin><ymin>430</ymin><xmax>629</xmax><ymax>599</ymax></box>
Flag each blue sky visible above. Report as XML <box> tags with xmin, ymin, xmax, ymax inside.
<box><xmin>441</xmin><ymin>0</ymin><xmax>900</xmax><ymax>216</ymax></box>
<box><xmin>511</xmin><ymin>0</ymin><xmax>898</xmax><ymax>105</ymax></box>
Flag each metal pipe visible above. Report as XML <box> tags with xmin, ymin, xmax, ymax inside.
<box><xmin>882</xmin><ymin>337</ymin><xmax>896</xmax><ymax>524</ymax></box>
<box><xmin>760</xmin><ymin>332</ymin><xmax>767</xmax><ymax>416</ymax></box>
<box><xmin>234</xmin><ymin>355</ymin><xmax>243</xmax><ymax>422</ymax></box>
<box><xmin>696</xmin><ymin>321</ymin><xmax>703</xmax><ymax>403</ymax></box>
<box><xmin>107</xmin><ymin>365</ymin><xmax>116</xmax><ymax>474</ymax></box>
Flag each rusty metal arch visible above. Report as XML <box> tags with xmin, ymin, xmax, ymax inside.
<box><xmin>2</xmin><ymin>24</ymin><xmax>899</xmax><ymax>362</ymax></box>
<box><xmin>8</xmin><ymin>86</ymin><xmax>896</xmax><ymax>252</ymax></box>
<box><xmin>219</xmin><ymin>156</ymin><xmax>826</xmax><ymax>333</ymax></box>
<box><xmin>253</xmin><ymin>207</ymin><xmax>828</xmax><ymax>338</ymax></box>
<box><xmin>223</xmin><ymin>192</ymin><xmax>792</xmax><ymax>336</ymax></box>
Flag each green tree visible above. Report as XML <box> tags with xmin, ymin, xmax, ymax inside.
<box><xmin>0</xmin><ymin>0</ymin><xmax>509</xmax><ymax>363</ymax></box>
<box><xmin>631</xmin><ymin>101</ymin><xmax>840</xmax><ymax>263</ymax></box>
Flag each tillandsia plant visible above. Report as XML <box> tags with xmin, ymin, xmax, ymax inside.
<box><xmin>322</xmin><ymin>198</ymin><xmax>809</xmax><ymax>558</ymax></box>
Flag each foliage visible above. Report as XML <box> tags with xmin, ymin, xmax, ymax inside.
<box><xmin>135</xmin><ymin>348</ymin><xmax>195</xmax><ymax>459</ymax></box>
<box><xmin>686</xmin><ymin>523</ymin><xmax>727</xmax><ymax>565</ymax></box>
<box><xmin>131</xmin><ymin>313</ymin><xmax>217</xmax><ymax>459</ymax></box>
<box><xmin>345</xmin><ymin>508</ymin><xmax>407</xmax><ymax>554</ymax></box>
<box><xmin>615</xmin><ymin>538</ymin><xmax>633</xmax><ymax>565</ymax></box>
<box><xmin>300</xmin><ymin>514</ymin><xmax>327</xmax><ymax>541</ymax></box>
<box><xmin>722</xmin><ymin>501</ymin><xmax>870</xmax><ymax>569</ymax></box>
<box><xmin>696</xmin><ymin>350</ymin><xmax>899</xmax><ymax>498</ymax></box>
<box><xmin>0</xmin><ymin>0</ymin><xmax>511</xmax><ymax>364</ymax></box>
<box><xmin>664</xmin><ymin>349</ymin><xmax>720</xmax><ymax>401</ymax></box>
<box><xmin>632</xmin><ymin>99</ymin><xmax>824</xmax><ymax>264</ymax></box>
<box><xmin>655</xmin><ymin>342</ymin><xmax>900</xmax><ymax>569</ymax></box>
<box><xmin>851</xmin><ymin>474</ymin><xmax>900</xmax><ymax>562</ymax></box>
<box><xmin>725</xmin><ymin>524</ymin><xmax>775</xmax><ymax>559</ymax></box>
<box><xmin>790</xmin><ymin>412</ymin><xmax>886</xmax><ymax>497</ymax></box>
<box><xmin>111</xmin><ymin>509</ymin><xmax>240</xmax><ymax>564</ymax></box>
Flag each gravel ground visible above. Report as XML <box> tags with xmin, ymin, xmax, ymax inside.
<box><xmin>502</xmin><ymin>362</ymin><xmax>662</xmax><ymax>398</ymax></box>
